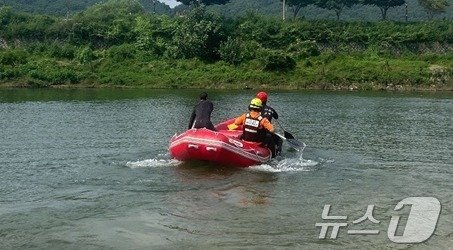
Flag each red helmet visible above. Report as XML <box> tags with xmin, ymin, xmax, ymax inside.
<box><xmin>256</xmin><ymin>91</ymin><xmax>268</xmax><ymax>103</ymax></box>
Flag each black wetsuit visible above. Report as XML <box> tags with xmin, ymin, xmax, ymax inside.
<box><xmin>261</xmin><ymin>104</ymin><xmax>282</xmax><ymax>157</ymax></box>
<box><xmin>262</xmin><ymin>105</ymin><xmax>278</xmax><ymax>122</ymax></box>
<box><xmin>188</xmin><ymin>99</ymin><xmax>215</xmax><ymax>130</ymax></box>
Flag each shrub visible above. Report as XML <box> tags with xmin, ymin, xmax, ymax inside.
<box><xmin>260</xmin><ymin>51</ymin><xmax>296</xmax><ymax>72</ymax></box>
<box><xmin>168</xmin><ymin>7</ymin><xmax>224</xmax><ymax>61</ymax></box>
<box><xmin>219</xmin><ymin>37</ymin><xmax>261</xmax><ymax>65</ymax></box>
<box><xmin>0</xmin><ymin>49</ymin><xmax>27</xmax><ymax>66</ymax></box>
<box><xmin>25</xmin><ymin>43</ymin><xmax>44</xmax><ymax>54</ymax></box>
<box><xmin>0</xmin><ymin>66</ymin><xmax>20</xmax><ymax>79</ymax></box>
<box><xmin>219</xmin><ymin>37</ymin><xmax>244</xmax><ymax>65</ymax></box>
<box><xmin>287</xmin><ymin>40</ymin><xmax>320</xmax><ymax>59</ymax></box>
<box><xmin>48</xmin><ymin>43</ymin><xmax>77</xmax><ymax>60</ymax></box>
<box><xmin>107</xmin><ymin>44</ymin><xmax>136</xmax><ymax>62</ymax></box>
<box><xmin>77</xmin><ymin>47</ymin><xmax>96</xmax><ymax>64</ymax></box>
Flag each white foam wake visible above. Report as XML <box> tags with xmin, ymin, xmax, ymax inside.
<box><xmin>126</xmin><ymin>157</ymin><xmax>181</xmax><ymax>169</ymax></box>
<box><xmin>249</xmin><ymin>154</ymin><xmax>319</xmax><ymax>172</ymax></box>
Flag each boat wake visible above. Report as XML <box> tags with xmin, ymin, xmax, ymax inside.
<box><xmin>126</xmin><ymin>153</ymin><xmax>181</xmax><ymax>169</ymax></box>
<box><xmin>249</xmin><ymin>153</ymin><xmax>319</xmax><ymax>173</ymax></box>
<box><xmin>125</xmin><ymin>151</ymin><xmax>323</xmax><ymax>172</ymax></box>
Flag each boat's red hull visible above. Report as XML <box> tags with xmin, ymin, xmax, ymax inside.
<box><xmin>169</xmin><ymin>127</ymin><xmax>271</xmax><ymax>168</ymax></box>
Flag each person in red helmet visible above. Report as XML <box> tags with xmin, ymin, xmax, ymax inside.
<box><xmin>256</xmin><ymin>91</ymin><xmax>283</xmax><ymax>156</ymax></box>
<box><xmin>256</xmin><ymin>91</ymin><xmax>278</xmax><ymax>122</ymax></box>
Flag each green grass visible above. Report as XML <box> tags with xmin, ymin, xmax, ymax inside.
<box><xmin>1</xmin><ymin>48</ymin><xmax>452</xmax><ymax>90</ymax></box>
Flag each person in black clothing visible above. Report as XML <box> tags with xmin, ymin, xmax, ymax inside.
<box><xmin>256</xmin><ymin>91</ymin><xmax>278</xmax><ymax>121</ymax></box>
<box><xmin>188</xmin><ymin>92</ymin><xmax>216</xmax><ymax>131</ymax></box>
<box><xmin>256</xmin><ymin>91</ymin><xmax>283</xmax><ymax>156</ymax></box>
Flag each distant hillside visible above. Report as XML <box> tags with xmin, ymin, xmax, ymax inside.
<box><xmin>0</xmin><ymin>0</ymin><xmax>98</xmax><ymax>15</ymax></box>
<box><xmin>0</xmin><ymin>0</ymin><xmax>451</xmax><ymax>21</ymax></box>
<box><xmin>205</xmin><ymin>0</ymin><xmax>452</xmax><ymax>21</ymax></box>
<box><xmin>0</xmin><ymin>0</ymin><xmax>173</xmax><ymax>16</ymax></box>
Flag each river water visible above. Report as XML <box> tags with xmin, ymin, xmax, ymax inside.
<box><xmin>0</xmin><ymin>89</ymin><xmax>452</xmax><ymax>249</ymax></box>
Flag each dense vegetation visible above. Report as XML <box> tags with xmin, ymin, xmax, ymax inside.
<box><xmin>0</xmin><ymin>0</ymin><xmax>173</xmax><ymax>16</ymax></box>
<box><xmin>0</xmin><ymin>0</ymin><xmax>452</xmax><ymax>89</ymax></box>
<box><xmin>1</xmin><ymin>0</ymin><xmax>451</xmax><ymax>21</ymax></box>
<box><xmin>208</xmin><ymin>0</ymin><xmax>452</xmax><ymax>21</ymax></box>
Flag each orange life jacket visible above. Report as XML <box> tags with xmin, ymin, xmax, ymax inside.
<box><xmin>242</xmin><ymin>113</ymin><xmax>264</xmax><ymax>142</ymax></box>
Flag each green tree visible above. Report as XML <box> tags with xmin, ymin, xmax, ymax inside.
<box><xmin>77</xmin><ymin>46</ymin><xmax>96</xmax><ymax>64</ymax></box>
<box><xmin>219</xmin><ymin>37</ymin><xmax>245</xmax><ymax>65</ymax></box>
<box><xmin>133</xmin><ymin>14</ymin><xmax>174</xmax><ymax>56</ymax></box>
<box><xmin>284</xmin><ymin>0</ymin><xmax>316</xmax><ymax>19</ymax></box>
<box><xmin>66</xmin><ymin>0</ymin><xmax>144</xmax><ymax>46</ymax></box>
<box><xmin>166</xmin><ymin>7</ymin><xmax>224</xmax><ymax>60</ymax></box>
<box><xmin>363</xmin><ymin>0</ymin><xmax>406</xmax><ymax>20</ymax></box>
<box><xmin>134</xmin><ymin>15</ymin><xmax>154</xmax><ymax>49</ymax></box>
<box><xmin>219</xmin><ymin>37</ymin><xmax>259</xmax><ymax>65</ymax></box>
<box><xmin>0</xmin><ymin>6</ymin><xmax>56</xmax><ymax>40</ymax></box>
<box><xmin>315</xmin><ymin>0</ymin><xmax>359</xmax><ymax>20</ymax></box>
<box><xmin>235</xmin><ymin>14</ymin><xmax>290</xmax><ymax>49</ymax></box>
<box><xmin>418</xmin><ymin>0</ymin><xmax>449</xmax><ymax>20</ymax></box>
<box><xmin>261</xmin><ymin>51</ymin><xmax>296</xmax><ymax>72</ymax></box>
<box><xmin>177</xmin><ymin>0</ymin><xmax>231</xmax><ymax>6</ymax></box>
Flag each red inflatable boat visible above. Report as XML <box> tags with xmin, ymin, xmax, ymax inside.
<box><xmin>169</xmin><ymin>119</ymin><xmax>271</xmax><ymax>167</ymax></box>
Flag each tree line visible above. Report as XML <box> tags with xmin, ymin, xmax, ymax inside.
<box><xmin>282</xmin><ymin>0</ymin><xmax>449</xmax><ymax>20</ymax></box>
<box><xmin>1</xmin><ymin>1</ymin><xmax>451</xmax><ymax>57</ymax></box>
<box><xmin>179</xmin><ymin>0</ymin><xmax>449</xmax><ymax>20</ymax></box>
<box><xmin>0</xmin><ymin>0</ymin><xmax>450</xmax><ymax>21</ymax></box>
<box><xmin>0</xmin><ymin>0</ymin><xmax>173</xmax><ymax>16</ymax></box>
<box><xmin>0</xmin><ymin>0</ymin><xmax>451</xmax><ymax>88</ymax></box>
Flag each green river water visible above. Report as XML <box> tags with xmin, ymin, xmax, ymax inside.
<box><xmin>0</xmin><ymin>89</ymin><xmax>452</xmax><ymax>249</ymax></box>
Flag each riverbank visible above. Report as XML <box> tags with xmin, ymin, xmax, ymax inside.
<box><xmin>1</xmin><ymin>56</ymin><xmax>451</xmax><ymax>91</ymax></box>
<box><xmin>1</xmin><ymin>3</ymin><xmax>452</xmax><ymax>90</ymax></box>
<box><xmin>1</xmin><ymin>81</ymin><xmax>452</xmax><ymax>91</ymax></box>
<box><xmin>1</xmin><ymin>80</ymin><xmax>451</xmax><ymax>91</ymax></box>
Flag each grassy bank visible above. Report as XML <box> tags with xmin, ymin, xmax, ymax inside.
<box><xmin>1</xmin><ymin>50</ymin><xmax>451</xmax><ymax>90</ymax></box>
<box><xmin>0</xmin><ymin>1</ymin><xmax>452</xmax><ymax>90</ymax></box>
